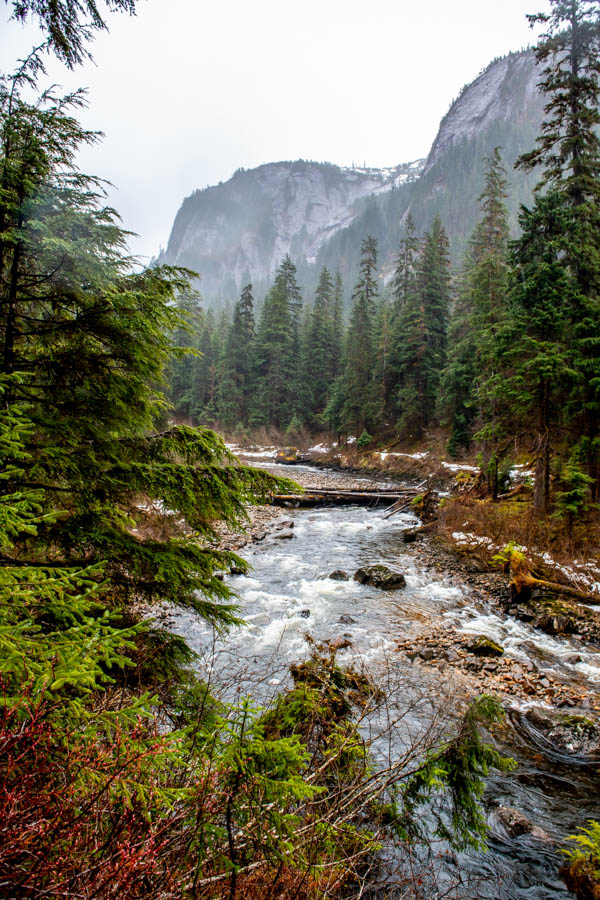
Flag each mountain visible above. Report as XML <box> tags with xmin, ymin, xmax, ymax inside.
<box><xmin>158</xmin><ymin>159</ymin><xmax>423</xmax><ymax>304</ymax></box>
<box><xmin>159</xmin><ymin>49</ymin><xmax>546</xmax><ymax>305</ymax></box>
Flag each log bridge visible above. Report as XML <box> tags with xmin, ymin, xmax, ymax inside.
<box><xmin>272</xmin><ymin>486</ymin><xmax>422</xmax><ymax>508</ymax></box>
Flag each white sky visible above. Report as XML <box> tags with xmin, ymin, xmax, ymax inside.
<box><xmin>1</xmin><ymin>0</ymin><xmax>548</xmax><ymax>261</ymax></box>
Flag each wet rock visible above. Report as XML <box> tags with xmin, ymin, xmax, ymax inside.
<box><xmin>274</xmin><ymin>531</ymin><xmax>295</xmax><ymax>540</ymax></box>
<box><xmin>509</xmin><ymin>605</ymin><xmax>535</xmax><ymax>622</ymax></box>
<box><xmin>230</xmin><ymin>565</ymin><xmax>245</xmax><ymax>575</ymax></box>
<box><xmin>299</xmin><ymin>609</ymin><xmax>311</xmax><ymax>618</ymax></box>
<box><xmin>329</xmin><ymin>570</ymin><xmax>350</xmax><ymax>581</ymax></box>
<box><xmin>339</xmin><ymin>614</ymin><xmax>356</xmax><ymax>625</ymax></box>
<box><xmin>466</xmin><ymin>635</ymin><xmax>504</xmax><ymax>657</ymax></box>
<box><xmin>495</xmin><ymin>807</ymin><xmax>554</xmax><ymax>843</ymax></box>
<box><xmin>533</xmin><ymin>613</ymin><xmax>573</xmax><ymax>635</ymax></box>
<box><xmin>403</xmin><ymin>528</ymin><xmax>418</xmax><ymax>543</ymax></box>
<box><xmin>525</xmin><ymin>707</ymin><xmax>600</xmax><ymax>757</ymax></box>
<box><xmin>253</xmin><ymin>531</ymin><xmax>267</xmax><ymax>542</ymax></box>
<box><xmin>565</xmin><ymin>654</ymin><xmax>583</xmax><ymax>665</ymax></box>
<box><xmin>276</xmin><ymin>520</ymin><xmax>294</xmax><ymax>529</ymax></box>
<box><xmin>443</xmin><ymin>648</ymin><xmax>459</xmax><ymax>663</ymax></box>
<box><xmin>495</xmin><ymin>806</ymin><xmax>534</xmax><ymax>838</ymax></box>
<box><xmin>419</xmin><ymin>648</ymin><xmax>436</xmax><ymax>661</ymax></box>
<box><xmin>353</xmin><ymin>564</ymin><xmax>406</xmax><ymax>590</ymax></box>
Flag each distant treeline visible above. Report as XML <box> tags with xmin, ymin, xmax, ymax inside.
<box><xmin>171</xmin><ymin>113</ymin><xmax>600</xmax><ymax>520</ymax></box>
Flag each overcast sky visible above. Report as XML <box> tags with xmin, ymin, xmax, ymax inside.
<box><xmin>1</xmin><ymin>0</ymin><xmax>548</xmax><ymax>261</ymax></box>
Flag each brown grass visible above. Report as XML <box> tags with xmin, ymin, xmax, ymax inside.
<box><xmin>438</xmin><ymin>493</ymin><xmax>600</xmax><ymax>590</ymax></box>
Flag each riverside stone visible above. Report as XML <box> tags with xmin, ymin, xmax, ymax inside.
<box><xmin>467</xmin><ymin>635</ymin><xmax>504</xmax><ymax>657</ymax></box>
<box><xmin>329</xmin><ymin>570</ymin><xmax>350</xmax><ymax>581</ymax></box>
<box><xmin>353</xmin><ymin>565</ymin><xmax>406</xmax><ymax>590</ymax></box>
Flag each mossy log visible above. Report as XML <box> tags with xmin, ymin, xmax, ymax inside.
<box><xmin>505</xmin><ymin>548</ymin><xmax>600</xmax><ymax>606</ymax></box>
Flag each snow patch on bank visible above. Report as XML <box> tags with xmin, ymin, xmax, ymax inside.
<box><xmin>441</xmin><ymin>462</ymin><xmax>480</xmax><ymax>473</ymax></box>
<box><xmin>451</xmin><ymin>532</ymin><xmax>600</xmax><ymax>596</ymax></box>
<box><xmin>378</xmin><ymin>450</ymin><xmax>429</xmax><ymax>462</ymax></box>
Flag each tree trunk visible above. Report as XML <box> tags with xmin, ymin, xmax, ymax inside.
<box><xmin>533</xmin><ymin>381</ymin><xmax>550</xmax><ymax>515</ymax></box>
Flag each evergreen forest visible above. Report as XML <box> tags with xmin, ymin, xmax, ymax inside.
<box><xmin>2</xmin><ymin>1</ymin><xmax>600</xmax><ymax>898</ymax></box>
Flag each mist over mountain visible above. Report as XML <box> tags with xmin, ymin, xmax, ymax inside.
<box><xmin>159</xmin><ymin>49</ymin><xmax>545</xmax><ymax>305</ymax></box>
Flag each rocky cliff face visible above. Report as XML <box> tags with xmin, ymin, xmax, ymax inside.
<box><xmin>423</xmin><ymin>52</ymin><xmax>541</xmax><ymax>175</ymax></box>
<box><xmin>160</xmin><ymin>49</ymin><xmax>547</xmax><ymax>304</ymax></box>
<box><xmin>158</xmin><ymin>159</ymin><xmax>423</xmax><ymax>302</ymax></box>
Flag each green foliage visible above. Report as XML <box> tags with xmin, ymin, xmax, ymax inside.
<box><xmin>554</xmin><ymin>446</ymin><xmax>595</xmax><ymax>531</ymax></box>
<box><xmin>402</xmin><ymin>695</ymin><xmax>515</xmax><ymax>851</ymax></box>
<box><xmin>335</xmin><ymin>236</ymin><xmax>380</xmax><ymax>434</ymax></box>
<box><xmin>564</xmin><ymin>819</ymin><xmax>600</xmax><ymax>878</ymax></box>
<box><xmin>393</xmin><ymin>217</ymin><xmax>452</xmax><ymax>439</ymax></box>
<box><xmin>357</xmin><ymin>429</ymin><xmax>373</xmax><ymax>449</ymax></box>
<box><xmin>443</xmin><ymin>149</ymin><xmax>510</xmax><ymax>457</ymax></box>
<box><xmin>7</xmin><ymin>0</ymin><xmax>139</xmax><ymax>68</ymax></box>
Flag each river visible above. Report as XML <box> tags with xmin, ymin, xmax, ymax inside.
<box><xmin>172</xmin><ymin>459</ymin><xmax>600</xmax><ymax>899</ymax></box>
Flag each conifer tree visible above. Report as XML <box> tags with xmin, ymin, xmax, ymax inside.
<box><xmin>389</xmin><ymin>215</ymin><xmax>420</xmax><ymax>421</ymax></box>
<box><xmin>330</xmin><ymin>270</ymin><xmax>344</xmax><ymax>379</ymax></box>
<box><xmin>443</xmin><ymin>149</ymin><xmax>510</xmax><ymax>458</ymax></box>
<box><xmin>394</xmin><ymin>218</ymin><xmax>451</xmax><ymax>439</ymax></box>
<box><xmin>304</xmin><ymin>266</ymin><xmax>334</xmax><ymax>422</ymax></box>
<box><xmin>0</xmin><ymin>55</ymin><xmax>287</xmax><ymax>635</ymax></box>
<box><xmin>336</xmin><ymin>237</ymin><xmax>379</xmax><ymax>434</ymax></box>
<box><xmin>218</xmin><ymin>283</ymin><xmax>256</xmax><ymax>428</ymax></box>
<box><xmin>250</xmin><ymin>258</ymin><xmax>302</xmax><ymax>429</ymax></box>
<box><xmin>168</xmin><ymin>289</ymin><xmax>204</xmax><ymax>421</ymax></box>
<box><xmin>373</xmin><ymin>297</ymin><xmax>394</xmax><ymax>422</ymax></box>
<box><xmin>515</xmin><ymin>0</ymin><xmax>600</xmax><ymax>503</ymax></box>
<box><xmin>7</xmin><ymin>0</ymin><xmax>139</xmax><ymax>68</ymax></box>
<box><xmin>391</xmin><ymin>213</ymin><xmax>419</xmax><ymax>316</ymax></box>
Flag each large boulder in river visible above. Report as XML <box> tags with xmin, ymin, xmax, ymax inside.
<box><xmin>353</xmin><ymin>565</ymin><xmax>406</xmax><ymax>590</ymax></box>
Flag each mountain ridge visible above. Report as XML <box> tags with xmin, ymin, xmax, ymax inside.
<box><xmin>159</xmin><ymin>48</ymin><xmax>546</xmax><ymax>304</ymax></box>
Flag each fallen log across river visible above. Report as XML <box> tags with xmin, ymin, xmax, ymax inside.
<box><xmin>271</xmin><ymin>487</ymin><xmax>422</xmax><ymax>507</ymax></box>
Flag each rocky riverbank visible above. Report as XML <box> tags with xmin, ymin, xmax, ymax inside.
<box><xmin>221</xmin><ymin>453</ymin><xmax>600</xmax><ymax>721</ymax></box>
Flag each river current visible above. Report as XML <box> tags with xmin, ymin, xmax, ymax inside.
<box><xmin>172</xmin><ymin>460</ymin><xmax>600</xmax><ymax>899</ymax></box>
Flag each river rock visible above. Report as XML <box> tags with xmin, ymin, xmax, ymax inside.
<box><xmin>525</xmin><ymin>707</ymin><xmax>600</xmax><ymax>757</ymax></box>
<box><xmin>276</xmin><ymin>520</ymin><xmax>294</xmax><ymax>529</ymax></box>
<box><xmin>495</xmin><ymin>807</ymin><xmax>553</xmax><ymax>843</ymax></box>
<box><xmin>299</xmin><ymin>609</ymin><xmax>311</xmax><ymax>618</ymax></box>
<box><xmin>353</xmin><ymin>565</ymin><xmax>406</xmax><ymax>590</ymax></box>
<box><xmin>495</xmin><ymin>806</ymin><xmax>535</xmax><ymax>837</ymax></box>
<box><xmin>329</xmin><ymin>570</ymin><xmax>350</xmax><ymax>581</ymax></box>
<box><xmin>533</xmin><ymin>612</ymin><xmax>573</xmax><ymax>635</ymax></box>
<box><xmin>339</xmin><ymin>614</ymin><xmax>356</xmax><ymax>625</ymax></box>
<box><xmin>466</xmin><ymin>635</ymin><xmax>504</xmax><ymax>657</ymax></box>
<box><xmin>230</xmin><ymin>565</ymin><xmax>245</xmax><ymax>575</ymax></box>
<box><xmin>274</xmin><ymin>531</ymin><xmax>295</xmax><ymax>540</ymax></box>
<box><xmin>403</xmin><ymin>528</ymin><xmax>418</xmax><ymax>543</ymax></box>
